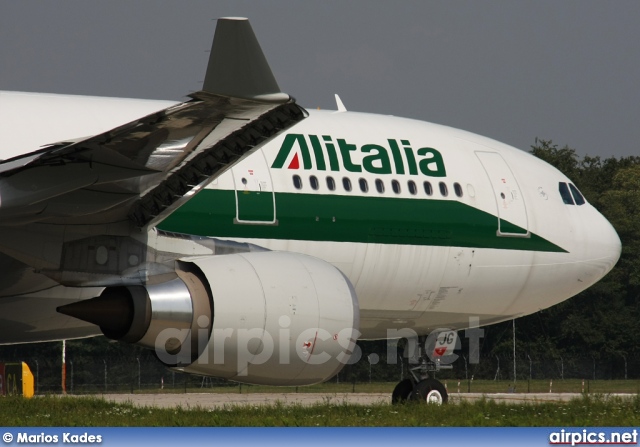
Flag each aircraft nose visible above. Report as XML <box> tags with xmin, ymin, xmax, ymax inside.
<box><xmin>586</xmin><ymin>209</ymin><xmax>621</xmax><ymax>279</ymax></box>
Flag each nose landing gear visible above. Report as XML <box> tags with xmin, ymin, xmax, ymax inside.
<box><xmin>391</xmin><ymin>378</ymin><xmax>414</xmax><ymax>404</ymax></box>
<box><xmin>411</xmin><ymin>377</ymin><xmax>448</xmax><ymax>404</ymax></box>
<box><xmin>391</xmin><ymin>370</ymin><xmax>449</xmax><ymax>405</ymax></box>
<box><xmin>391</xmin><ymin>333</ymin><xmax>455</xmax><ymax>405</ymax></box>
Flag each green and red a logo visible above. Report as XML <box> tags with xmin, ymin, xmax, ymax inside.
<box><xmin>271</xmin><ymin>134</ymin><xmax>446</xmax><ymax>177</ymax></box>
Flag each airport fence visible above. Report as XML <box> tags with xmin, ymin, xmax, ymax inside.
<box><xmin>3</xmin><ymin>347</ymin><xmax>640</xmax><ymax>395</ymax></box>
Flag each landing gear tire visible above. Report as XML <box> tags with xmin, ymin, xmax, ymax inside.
<box><xmin>391</xmin><ymin>379</ymin><xmax>414</xmax><ymax>404</ymax></box>
<box><xmin>410</xmin><ymin>378</ymin><xmax>448</xmax><ymax>404</ymax></box>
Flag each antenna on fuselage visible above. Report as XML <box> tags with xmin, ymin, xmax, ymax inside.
<box><xmin>335</xmin><ymin>94</ymin><xmax>347</xmax><ymax>112</ymax></box>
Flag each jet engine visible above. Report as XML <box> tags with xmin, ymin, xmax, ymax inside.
<box><xmin>58</xmin><ymin>252</ymin><xmax>360</xmax><ymax>386</ymax></box>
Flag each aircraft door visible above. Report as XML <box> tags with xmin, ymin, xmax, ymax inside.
<box><xmin>231</xmin><ymin>149</ymin><xmax>277</xmax><ymax>224</ymax></box>
<box><xmin>475</xmin><ymin>151</ymin><xmax>529</xmax><ymax>237</ymax></box>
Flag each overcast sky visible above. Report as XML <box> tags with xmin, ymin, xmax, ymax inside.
<box><xmin>1</xmin><ymin>1</ymin><xmax>639</xmax><ymax>158</ymax></box>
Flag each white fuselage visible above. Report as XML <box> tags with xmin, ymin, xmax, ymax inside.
<box><xmin>0</xmin><ymin>91</ymin><xmax>622</xmax><ymax>339</ymax></box>
<box><xmin>198</xmin><ymin>110</ymin><xmax>620</xmax><ymax>337</ymax></box>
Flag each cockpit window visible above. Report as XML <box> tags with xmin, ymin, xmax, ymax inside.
<box><xmin>569</xmin><ymin>183</ymin><xmax>586</xmax><ymax>205</ymax></box>
<box><xmin>558</xmin><ymin>182</ymin><xmax>574</xmax><ymax>205</ymax></box>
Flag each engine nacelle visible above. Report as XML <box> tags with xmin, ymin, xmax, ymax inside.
<box><xmin>58</xmin><ymin>251</ymin><xmax>360</xmax><ymax>386</ymax></box>
<box><xmin>179</xmin><ymin>252</ymin><xmax>360</xmax><ymax>386</ymax></box>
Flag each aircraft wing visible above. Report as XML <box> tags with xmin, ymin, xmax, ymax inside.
<box><xmin>0</xmin><ymin>18</ymin><xmax>305</xmax><ymax>229</ymax></box>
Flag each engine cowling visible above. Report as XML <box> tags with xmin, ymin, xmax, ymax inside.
<box><xmin>58</xmin><ymin>252</ymin><xmax>360</xmax><ymax>386</ymax></box>
<box><xmin>181</xmin><ymin>251</ymin><xmax>360</xmax><ymax>385</ymax></box>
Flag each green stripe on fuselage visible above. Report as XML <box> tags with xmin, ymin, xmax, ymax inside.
<box><xmin>157</xmin><ymin>189</ymin><xmax>567</xmax><ymax>253</ymax></box>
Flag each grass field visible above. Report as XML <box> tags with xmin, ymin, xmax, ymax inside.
<box><xmin>2</xmin><ymin>393</ymin><xmax>639</xmax><ymax>427</ymax></box>
<box><xmin>94</xmin><ymin>379</ymin><xmax>640</xmax><ymax>395</ymax></box>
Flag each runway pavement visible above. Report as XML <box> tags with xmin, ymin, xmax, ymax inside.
<box><xmin>94</xmin><ymin>392</ymin><xmax>637</xmax><ymax>409</ymax></box>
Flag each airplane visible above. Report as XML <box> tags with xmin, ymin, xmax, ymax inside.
<box><xmin>0</xmin><ymin>18</ymin><xmax>621</xmax><ymax>404</ymax></box>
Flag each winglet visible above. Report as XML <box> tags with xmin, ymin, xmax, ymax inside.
<box><xmin>203</xmin><ymin>17</ymin><xmax>289</xmax><ymax>102</ymax></box>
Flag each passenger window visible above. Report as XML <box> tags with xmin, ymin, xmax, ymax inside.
<box><xmin>408</xmin><ymin>180</ymin><xmax>417</xmax><ymax>195</ymax></box>
<box><xmin>343</xmin><ymin>177</ymin><xmax>352</xmax><ymax>192</ymax></box>
<box><xmin>423</xmin><ymin>181</ymin><xmax>433</xmax><ymax>196</ymax></box>
<box><xmin>309</xmin><ymin>175</ymin><xmax>319</xmax><ymax>190</ymax></box>
<box><xmin>326</xmin><ymin>176</ymin><xmax>336</xmax><ymax>191</ymax></box>
<box><xmin>558</xmin><ymin>182</ymin><xmax>574</xmax><ymax>205</ymax></box>
<box><xmin>293</xmin><ymin>175</ymin><xmax>302</xmax><ymax>190</ymax></box>
<box><xmin>439</xmin><ymin>182</ymin><xmax>448</xmax><ymax>197</ymax></box>
<box><xmin>392</xmin><ymin>180</ymin><xmax>401</xmax><ymax>194</ymax></box>
<box><xmin>454</xmin><ymin>182</ymin><xmax>463</xmax><ymax>197</ymax></box>
<box><xmin>359</xmin><ymin>178</ymin><xmax>369</xmax><ymax>193</ymax></box>
<box><xmin>569</xmin><ymin>183</ymin><xmax>585</xmax><ymax>205</ymax></box>
<box><xmin>375</xmin><ymin>179</ymin><xmax>385</xmax><ymax>193</ymax></box>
